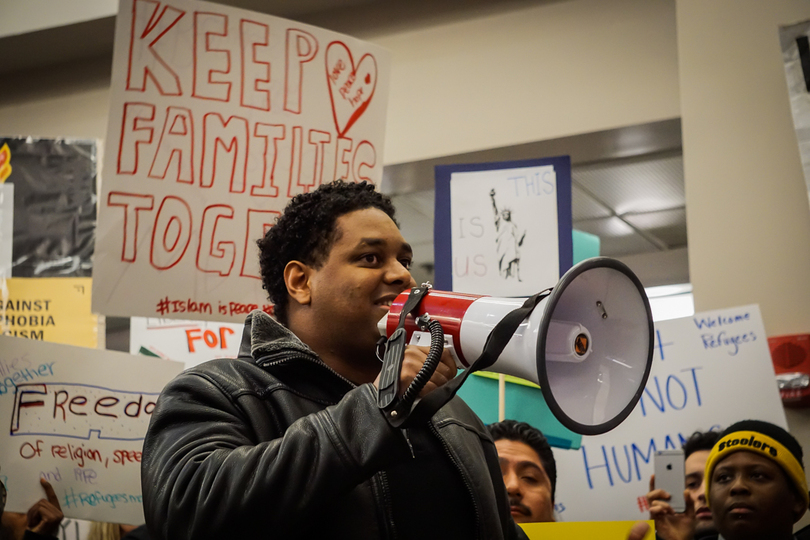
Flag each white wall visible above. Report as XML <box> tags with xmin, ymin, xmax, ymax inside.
<box><xmin>0</xmin><ymin>0</ymin><xmax>117</xmax><ymax>38</ymax></box>
<box><xmin>373</xmin><ymin>0</ymin><xmax>680</xmax><ymax>164</ymax></box>
<box><xmin>0</xmin><ymin>59</ymin><xmax>110</xmax><ymax>141</ymax></box>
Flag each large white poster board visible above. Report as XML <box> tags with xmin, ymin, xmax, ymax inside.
<box><xmin>0</xmin><ymin>336</ymin><xmax>183</xmax><ymax>524</ymax></box>
<box><xmin>552</xmin><ymin>304</ymin><xmax>785</xmax><ymax>522</ymax></box>
<box><xmin>93</xmin><ymin>0</ymin><xmax>391</xmax><ymax>322</ymax></box>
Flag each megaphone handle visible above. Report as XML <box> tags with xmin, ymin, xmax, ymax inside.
<box><xmin>377</xmin><ymin>328</ymin><xmax>408</xmax><ymax>410</ymax></box>
<box><xmin>383</xmin><ymin>318</ymin><xmax>445</xmax><ymax>421</ymax></box>
<box><xmin>389</xmin><ymin>290</ymin><xmax>550</xmax><ymax>429</ymax></box>
<box><xmin>377</xmin><ymin>285</ymin><xmax>434</xmax><ymax>416</ymax></box>
<box><xmin>399</xmin><ymin>318</ymin><xmax>445</xmax><ymax>406</ymax></box>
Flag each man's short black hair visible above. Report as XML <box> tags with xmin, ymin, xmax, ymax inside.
<box><xmin>257</xmin><ymin>180</ymin><xmax>398</xmax><ymax>325</ymax></box>
<box><xmin>683</xmin><ymin>430</ymin><xmax>721</xmax><ymax>459</ymax></box>
<box><xmin>488</xmin><ymin>420</ymin><xmax>557</xmax><ymax>502</ymax></box>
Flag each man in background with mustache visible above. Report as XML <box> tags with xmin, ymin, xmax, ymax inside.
<box><xmin>489</xmin><ymin>420</ymin><xmax>557</xmax><ymax>523</ymax></box>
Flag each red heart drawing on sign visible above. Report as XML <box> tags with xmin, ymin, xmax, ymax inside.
<box><xmin>325</xmin><ymin>41</ymin><xmax>378</xmax><ymax>138</ymax></box>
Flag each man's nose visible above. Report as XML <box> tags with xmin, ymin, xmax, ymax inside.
<box><xmin>385</xmin><ymin>259</ymin><xmax>412</xmax><ymax>285</ymax></box>
<box><xmin>696</xmin><ymin>482</ymin><xmax>706</xmax><ymax>502</ymax></box>
<box><xmin>729</xmin><ymin>475</ymin><xmax>750</xmax><ymax>495</ymax></box>
<box><xmin>503</xmin><ymin>471</ymin><xmax>521</xmax><ymax>495</ymax></box>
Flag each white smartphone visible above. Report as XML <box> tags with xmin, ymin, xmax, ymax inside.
<box><xmin>654</xmin><ymin>449</ymin><xmax>685</xmax><ymax>512</ymax></box>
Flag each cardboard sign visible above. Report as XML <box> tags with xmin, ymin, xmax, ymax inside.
<box><xmin>93</xmin><ymin>0</ymin><xmax>391</xmax><ymax>322</ymax></box>
<box><xmin>0</xmin><ymin>336</ymin><xmax>183</xmax><ymax>524</ymax></box>
<box><xmin>130</xmin><ymin>316</ymin><xmax>243</xmax><ymax>368</ymax></box>
<box><xmin>552</xmin><ymin>305</ymin><xmax>785</xmax><ymax>522</ymax></box>
<box><xmin>434</xmin><ymin>157</ymin><xmax>572</xmax><ymax>295</ymax></box>
<box><xmin>1</xmin><ymin>278</ymin><xmax>98</xmax><ymax>347</ymax></box>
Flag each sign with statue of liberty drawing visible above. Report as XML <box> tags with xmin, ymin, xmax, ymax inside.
<box><xmin>434</xmin><ymin>157</ymin><xmax>572</xmax><ymax>296</ymax></box>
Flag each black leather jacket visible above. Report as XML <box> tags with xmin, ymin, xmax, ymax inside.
<box><xmin>141</xmin><ymin>310</ymin><xmax>526</xmax><ymax>540</ymax></box>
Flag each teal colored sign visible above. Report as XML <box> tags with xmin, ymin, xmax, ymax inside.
<box><xmin>457</xmin><ymin>373</ymin><xmax>582</xmax><ymax>449</ymax></box>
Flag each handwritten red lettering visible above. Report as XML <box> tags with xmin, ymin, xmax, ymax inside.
<box><xmin>201</xmin><ymin>113</ymin><xmax>249</xmax><ymax>191</ymax></box>
<box><xmin>148</xmin><ymin>106</ymin><xmax>195</xmax><ymax>184</ymax></box>
<box><xmin>150</xmin><ymin>196</ymin><xmax>193</xmax><ymax>270</ymax></box>
<box><xmin>126</xmin><ymin>0</ymin><xmax>184</xmax><ymax>95</ymax></box>
<box><xmin>118</xmin><ymin>102</ymin><xmax>155</xmax><ymax>175</ymax></box>
<box><xmin>284</xmin><ymin>29</ymin><xmax>318</xmax><ymax>114</ymax></box>
<box><xmin>193</xmin><ymin>12</ymin><xmax>232</xmax><ymax>102</ymax></box>
<box><xmin>108</xmin><ymin>192</ymin><xmax>155</xmax><ymax>262</ymax></box>
<box><xmin>113</xmin><ymin>449</ymin><xmax>142</xmax><ymax>466</ymax></box>
<box><xmin>197</xmin><ymin>205</ymin><xmax>236</xmax><ymax>276</ymax></box>
<box><xmin>252</xmin><ymin>123</ymin><xmax>285</xmax><ymax>197</ymax></box>
<box><xmin>240</xmin><ymin>19</ymin><xmax>271</xmax><ymax>111</ymax></box>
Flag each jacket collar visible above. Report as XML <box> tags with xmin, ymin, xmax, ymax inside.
<box><xmin>238</xmin><ymin>310</ymin><xmax>357</xmax><ymax>394</ymax></box>
<box><xmin>238</xmin><ymin>309</ymin><xmax>316</xmax><ymax>361</ymax></box>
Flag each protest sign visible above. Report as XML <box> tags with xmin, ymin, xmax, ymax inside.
<box><xmin>0</xmin><ymin>138</ymin><xmax>97</xmax><ymax>279</ymax></box>
<box><xmin>130</xmin><ymin>316</ymin><xmax>242</xmax><ymax>368</ymax></box>
<box><xmin>1</xmin><ymin>278</ymin><xmax>98</xmax><ymax>347</ymax></box>
<box><xmin>0</xmin><ymin>336</ymin><xmax>183</xmax><ymax>524</ymax></box>
<box><xmin>552</xmin><ymin>304</ymin><xmax>785</xmax><ymax>521</ymax></box>
<box><xmin>93</xmin><ymin>0</ymin><xmax>391</xmax><ymax>322</ymax></box>
<box><xmin>434</xmin><ymin>157</ymin><xmax>572</xmax><ymax>296</ymax></box>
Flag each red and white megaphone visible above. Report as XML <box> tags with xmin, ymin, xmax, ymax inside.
<box><xmin>378</xmin><ymin>257</ymin><xmax>654</xmax><ymax>435</ymax></box>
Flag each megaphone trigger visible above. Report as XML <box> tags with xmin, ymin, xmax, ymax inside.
<box><xmin>377</xmin><ymin>328</ymin><xmax>407</xmax><ymax>410</ymax></box>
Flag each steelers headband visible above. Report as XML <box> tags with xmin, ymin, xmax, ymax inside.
<box><xmin>705</xmin><ymin>430</ymin><xmax>809</xmax><ymax>508</ymax></box>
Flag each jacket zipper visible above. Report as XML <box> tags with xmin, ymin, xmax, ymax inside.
<box><xmin>258</xmin><ymin>352</ymin><xmax>357</xmax><ymax>389</ymax></box>
<box><xmin>377</xmin><ymin>471</ymin><xmax>398</xmax><ymax>540</ymax></box>
<box><xmin>429</xmin><ymin>422</ymin><xmax>481</xmax><ymax>540</ymax></box>
<box><xmin>262</xmin><ymin>350</ymin><xmax>397</xmax><ymax>540</ymax></box>
<box><xmin>401</xmin><ymin>429</ymin><xmax>415</xmax><ymax>459</ymax></box>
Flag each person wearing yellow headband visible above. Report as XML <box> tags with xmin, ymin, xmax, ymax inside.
<box><xmin>704</xmin><ymin>420</ymin><xmax>809</xmax><ymax>540</ymax></box>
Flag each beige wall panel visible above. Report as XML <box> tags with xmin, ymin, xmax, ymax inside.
<box><xmin>677</xmin><ymin>0</ymin><xmax>810</xmax><ymax>337</ymax></box>
<box><xmin>376</xmin><ymin>0</ymin><xmax>680</xmax><ymax>164</ymax></box>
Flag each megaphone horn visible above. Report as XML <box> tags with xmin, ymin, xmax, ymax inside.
<box><xmin>378</xmin><ymin>257</ymin><xmax>654</xmax><ymax>435</ymax></box>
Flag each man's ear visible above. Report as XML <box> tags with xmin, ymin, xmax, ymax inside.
<box><xmin>284</xmin><ymin>261</ymin><xmax>312</xmax><ymax>306</ymax></box>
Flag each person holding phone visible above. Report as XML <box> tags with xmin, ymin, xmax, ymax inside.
<box><xmin>645</xmin><ymin>430</ymin><xmax>721</xmax><ymax>540</ymax></box>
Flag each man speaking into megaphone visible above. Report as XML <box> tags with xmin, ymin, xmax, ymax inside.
<box><xmin>141</xmin><ymin>181</ymin><xmax>529</xmax><ymax>540</ymax></box>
